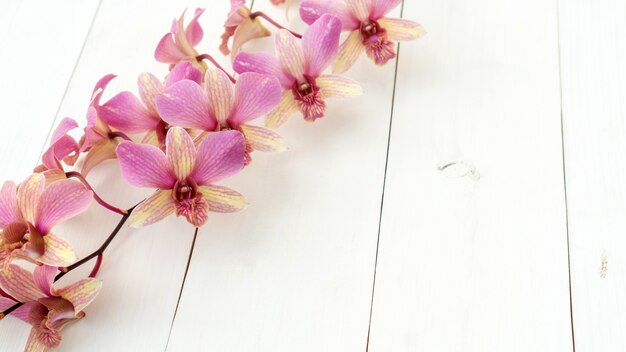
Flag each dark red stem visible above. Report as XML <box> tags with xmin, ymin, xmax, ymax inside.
<box><xmin>1</xmin><ymin>205</ymin><xmax>136</xmax><ymax>320</ymax></box>
<box><xmin>89</xmin><ymin>254</ymin><xmax>103</xmax><ymax>278</ymax></box>
<box><xmin>66</xmin><ymin>171</ymin><xmax>128</xmax><ymax>216</ymax></box>
<box><xmin>250</xmin><ymin>11</ymin><xmax>303</xmax><ymax>38</ymax></box>
<box><xmin>196</xmin><ymin>54</ymin><xmax>237</xmax><ymax>83</ymax></box>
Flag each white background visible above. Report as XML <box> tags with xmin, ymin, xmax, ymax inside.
<box><xmin>0</xmin><ymin>0</ymin><xmax>624</xmax><ymax>351</ymax></box>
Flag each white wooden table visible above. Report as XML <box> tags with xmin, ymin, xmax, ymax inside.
<box><xmin>0</xmin><ymin>0</ymin><xmax>624</xmax><ymax>351</ymax></box>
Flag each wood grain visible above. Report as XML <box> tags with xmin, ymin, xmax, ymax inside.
<box><xmin>367</xmin><ymin>0</ymin><xmax>573</xmax><ymax>351</ymax></box>
<box><xmin>560</xmin><ymin>1</ymin><xmax>626</xmax><ymax>351</ymax></box>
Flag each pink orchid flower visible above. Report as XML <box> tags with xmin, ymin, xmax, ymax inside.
<box><xmin>233</xmin><ymin>14</ymin><xmax>362</xmax><ymax>128</ymax></box>
<box><xmin>220</xmin><ymin>0</ymin><xmax>270</xmax><ymax>58</ymax></box>
<box><xmin>116</xmin><ymin>127</ymin><xmax>247</xmax><ymax>228</ymax></box>
<box><xmin>155</xmin><ymin>8</ymin><xmax>206</xmax><ymax>70</ymax></box>
<box><xmin>300</xmin><ymin>0</ymin><xmax>425</xmax><ymax>72</ymax></box>
<box><xmin>97</xmin><ymin>62</ymin><xmax>202</xmax><ymax>148</ymax></box>
<box><xmin>35</xmin><ymin>118</ymin><xmax>80</xmax><ymax>174</ymax></box>
<box><xmin>78</xmin><ymin>74</ymin><xmax>127</xmax><ymax>176</ymax></box>
<box><xmin>156</xmin><ymin>67</ymin><xmax>285</xmax><ymax>163</ymax></box>
<box><xmin>0</xmin><ymin>264</ymin><xmax>101</xmax><ymax>351</ymax></box>
<box><xmin>0</xmin><ymin>174</ymin><xmax>92</xmax><ymax>267</ymax></box>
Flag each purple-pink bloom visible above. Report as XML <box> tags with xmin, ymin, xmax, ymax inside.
<box><xmin>233</xmin><ymin>14</ymin><xmax>362</xmax><ymax>128</ymax></box>
<box><xmin>155</xmin><ymin>8</ymin><xmax>205</xmax><ymax>69</ymax></box>
<box><xmin>97</xmin><ymin>62</ymin><xmax>202</xmax><ymax>148</ymax></box>
<box><xmin>36</xmin><ymin>118</ymin><xmax>80</xmax><ymax>175</ymax></box>
<box><xmin>116</xmin><ymin>127</ymin><xmax>247</xmax><ymax>228</ymax></box>
<box><xmin>0</xmin><ymin>264</ymin><xmax>101</xmax><ymax>351</ymax></box>
<box><xmin>0</xmin><ymin>174</ymin><xmax>92</xmax><ymax>267</ymax></box>
<box><xmin>220</xmin><ymin>0</ymin><xmax>271</xmax><ymax>59</ymax></box>
<box><xmin>300</xmin><ymin>0</ymin><xmax>425</xmax><ymax>72</ymax></box>
<box><xmin>156</xmin><ymin>67</ymin><xmax>285</xmax><ymax>162</ymax></box>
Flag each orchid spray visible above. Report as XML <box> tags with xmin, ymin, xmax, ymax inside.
<box><xmin>0</xmin><ymin>1</ymin><xmax>423</xmax><ymax>350</ymax></box>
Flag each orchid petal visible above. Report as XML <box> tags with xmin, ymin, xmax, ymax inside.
<box><xmin>81</xmin><ymin>140</ymin><xmax>118</xmax><ymax>176</ymax></box>
<box><xmin>38</xmin><ymin>234</ymin><xmax>77</xmax><ymax>267</ymax></box>
<box><xmin>173</xmin><ymin>10</ymin><xmax>198</xmax><ymax>58</ymax></box>
<box><xmin>33</xmin><ymin>265</ymin><xmax>58</xmax><ymax>296</ymax></box>
<box><xmin>165</xmin><ymin>62</ymin><xmax>202</xmax><ymax>86</ymax></box>
<box><xmin>198</xmin><ymin>185</ymin><xmax>247</xmax><ymax>213</ymax></box>
<box><xmin>317</xmin><ymin>74</ymin><xmax>363</xmax><ymax>98</ymax></box>
<box><xmin>371</xmin><ymin>0</ymin><xmax>401</xmax><ymax>19</ymax></box>
<box><xmin>185</xmin><ymin>8</ymin><xmax>205</xmax><ymax>47</ymax></box>
<box><xmin>233</xmin><ymin>51</ymin><xmax>294</xmax><ymax>88</ymax></box>
<box><xmin>99</xmin><ymin>92</ymin><xmax>160</xmax><ymax>134</ymax></box>
<box><xmin>333</xmin><ymin>30</ymin><xmax>365</xmax><ymax>73</ymax></box>
<box><xmin>0</xmin><ymin>181</ymin><xmax>20</xmax><ymax>227</ymax></box>
<box><xmin>56</xmin><ymin>278</ymin><xmax>102</xmax><ymax>314</ymax></box>
<box><xmin>192</xmin><ymin>131</ymin><xmax>245</xmax><ymax>185</ymax></box>
<box><xmin>303</xmin><ymin>14</ymin><xmax>342</xmax><ymax>77</ymax></box>
<box><xmin>1</xmin><ymin>222</ymin><xmax>27</xmax><ymax>244</ymax></box>
<box><xmin>204</xmin><ymin>67</ymin><xmax>235</xmax><ymax>124</ymax></box>
<box><xmin>138</xmin><ymin>72</ymin><xmax>164</xmax><ymax>115</ymax></box>
<box><xmin>0</xmin><ymin>265</ymin><xmax>42</xmax><ymax>302</ymax></box>
<box><xmin>230</xmin><ymin>73</ymin><xmax>282</xmax><ymax>126</ymax></box>
<box><xmin>157</xmin><ymin>80</ymin><xmax>216</xmax><ymax>131</ymax></box>
<box><xmin>275</xmin><ymin>29</ymin><xmax>306</xmax><ymax>82</ymax></box>
<box><xmin>25</xmin><ymin>328</ymin><xmax>47</xmax><ymax>352</ymax></box>
<box><xmin>346</xmin><ymin>0</ymin><xmax>373</xmax><ymax>21</ymax></box>
<box><xmin>265</xmin><ymin>90</ymin><xmax>299</xmax><ymax>129</ymax></box>
<box><xmin>91</xmin><ymin>74</ymin><xmax>117</xmax><ymax>107</ymax></box>
<box><xmin>378</xmin><ymin>17</ymin><xmax>426</xmax><ymax>41</ymax></box>
<box><xmin>41</xmin><ymin>133</ymin><xmax>79</xmax><ymax>171</ymax></box>
<box><xmin>116</xmin><ymin>141</ymin><xmax>176</xmax><ymax>189</ymax></box>
<box><xmin>17</xmin><ymin>174</ymin><xmax>45</xmax><ymax>225</ymax></box>
<box><xmin>155</xmin><ymin>34</ymin><xmax>187</xmax><ymax>64</ymax></box>
<box><xmin>50</xmin><ymin>118</ymin><xmax>78</xmax><ymax>145</ymax></box>
<box><xmin>240</xmin><ymin>124</ymin><xmax>287</xmax><ymax>152</ymax></box>
<box><xmin>300</xmin><ymin>0</ymin><xmax>358</xmax><ymax>29</ymax></box>
<box><xmin>35</xmin><ymin>179</ymin><xmax>93</xmax><ymax>234</ymax></box>
<box><xmin>128</xmin><ymin>190</ymin><xmax>176</xmax><ymax>228</ymax></box>
<box><xmin>0</xmin><ymin>298</ymin><xmax>33</xmax><ymax>322</ymax></box>
<box><xmin>230</xmin><ymin>18</ymin><xmax>271</xmax><ymax>60</ymax></box>
<box><xmin>40</xmin><ymin>170</ymin><xmax>68</xmax><ymax>186</ymax></box>
<box><xmin>166</xmin><ymin>127</ymin><xmax>197</xmax><ymax>180</ymax></box>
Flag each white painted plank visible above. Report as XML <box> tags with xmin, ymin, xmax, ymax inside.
<box><xmin>1</xmin><ymin>0</ymin><xmax>230</xmax><ymax>351</ymax></box>
<box><xmin>559</xmin><ymin>1</ymin><xmax>626</xmax><ymax>351</ymax></box>
<box><xmin>0</xmin><ymin>0</ymin><xmax>99</xmax><ymax>182</ymax></box>
<box><xmin>0</xmin><ymin>1</ymin><xmax>99</xmax><ymax>349</ymax></box>
<box><xmin>167</xmin><ymin>3</ymin><xmax>400</xmax><ymax>351</ymax></box>
<box><xmin>368</xmin><ymin>1</ymin><xmax>573</xmax><ymax>351</ymax></box>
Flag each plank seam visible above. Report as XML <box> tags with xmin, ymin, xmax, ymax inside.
<box><xmin>35</xmin><ymin>0</ymin><xmax>104</xmax><ymax>164</ymax></box>
<box><xmin>555</xmin><ymin>0</ymin><xmax>576</xmax><ymax>350</ymax></box>
<box><xmin>365</xmin><ymin>2</ymin><xmax>406</xmax><ymax>350</ymax></box>
<box><xmin>165</xmin><ymin>227</ymin><xmax>199</xmax><ymax>351</ymax></box>
<box><xmin>163</xmin><ymin>1</ymin><xmax>257</xmax><ymax>348</ymax></box>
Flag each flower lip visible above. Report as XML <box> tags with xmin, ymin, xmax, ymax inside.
<box><xmin>293</xmin><ymin>75</ymin><xmax>319</xmax><ymax>99</ymax></box>
<box><xmin>360</xmin><ymin>20</ymin><xmax>380</xmax><ymax>38</ymax></box>
<box><xmin>173</xmin><ymin>178</ymin><xmax>199</xmax><ymax>202</ymax></box>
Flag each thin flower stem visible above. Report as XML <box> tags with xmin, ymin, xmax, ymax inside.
<box><xmin>250</xmin><ymin>11</ymin><xmax>303</xmax><ymax>38</ymax></box>
<box><xmin>0</xmin><ymin>303</ymin><xmax>21</xmax><ymax>319</ymax></box>
<box><xmin>0</xmin><ymin>287</ymin><xmax>17</xmax><ymax>301</ymax></box>
<box><xmin>196</xmin><ymin>54</ymin><xmax>237</xmax><ymax>83</ymax></box>
<box><xmin>89</xmin><ymin>254</ymin><xmax>104</xmax><ymax>278</ymax></box>
<box><xmin>55</xmin><ymin>205</ymin><xmax>136</xmax><ymax>282</ymax></box>
<box><xmin>66</xmin><ymin>171</ymin><xmax>128</xmax><ymax>216</ymax></box>
<box><xmin>108</xmin><ymin>131</ymin><xmax>132</xmax><ymax>141</ymax></box>
<box><xmin>1</xmin><ymin>205</ymin><xmax>137</xmax><ymax>320</ymax></box>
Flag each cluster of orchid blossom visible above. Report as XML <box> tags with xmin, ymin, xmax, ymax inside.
<box><xmin>0</xmin><ymin>0</ymin><xmax>423</xmax><ymax>350</ymax></box>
